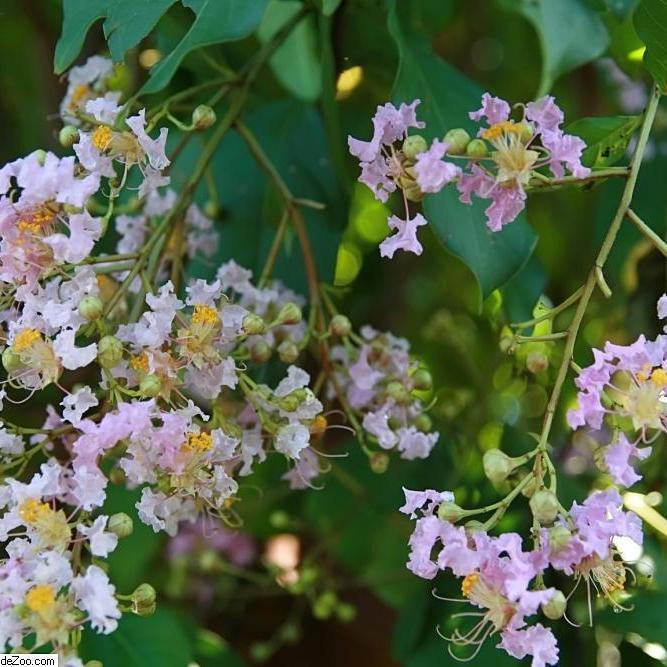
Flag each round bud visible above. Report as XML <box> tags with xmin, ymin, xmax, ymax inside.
<box><xmin>97</xmin><ymin>335</ymin><xmax>123</xmax><ymax>368</ymax></box>
<box><xmin>516</xmin><ymin>122</ymin><xmax>533</xmax><ymax>143</ymax></box>
<box><xmin>203</xmin><ymin>200</ymin><xmax>219</xmax><ymax>219</ymax></box>
<box><xmin>402</xmin><ymin>134</ymin><xmax>428</xmax><ymax>159</ymax></box>
<box><xmin>2</xmin><ymin>347</ymin><xmax>22</xmax><ymax>372</ymax></box>
<box><xmin>300</xmin><ymin>566</ymin><xmax>318</xmax><ymax>585</ymax></box>
<box><xmin>329</xmin><ymin>314</ymin><xmax>352</xmax><ymax>337</ymax></box>
<box><xmin>139</xmin><ymin>374</ymin><xmax>162</xmax><ymax>398</ymax></box>
<box><xmin>335</xmin><ymin>602</ymin><xmax>357</xmax><ymax>623</ymax></box>
<box><xmin>412</xmin><ymin>369</ymin><xmax>433</xmax><ymax>391</ymax></box>
<box><xmin>31</xmin><ymin>149</ymin><xmax>47</xmax><ymax>166</ymax></box>
<box><xmin>269</xmin><ymin>510</ymin><xmax>290</xmax><ymax>529</ymax></box>
<box><xmin>78</xmin><ymin>295</ymin><xmax>104</xmax><ymax>321</ymax></box>
<box><xmin>385</xmin><ymin>381</ymin><xmax>410</xmax><ymax>404</ymax></box>
<box><xmin>529</xmin><ymin>489</ymin><xmax>560</xmax><ymax>524</ymax></box>
<box><xmin>279</xmin><ymin>623</ymin><xmax>301</xmax><ymax>643</ymax></box>
<box><xmin>312</xmin><ymin>591</ymin><xmax>337</xmax><ymax>620</ymax></box>
<box><xmin>59</xmin><ymin>125</ymin><xmax>80</xmax><ymax>148</ymax></box>
<box><xmin>482</xmin><ymin>449</ymin><xmax>514</xmax><ymax>484</ymax></box>
<box><xmin>466</xmin><ymin>139</ymin><xmax>488</xmax><ymax>159</ymax></box>
<box><xmin>131</xmin><ymin>583</ymin><xmax>157</xmax><ymax>616</ymax></box>
<box><xmin>278</xmin><ymin>340</ymin><xmax>299</xmax><ymax>364</ymax></box>
<box><xmin>198</xmin><ymin>549</ymin><xmax>218</xmax><ymax>573</ymax></box>
<box><xmin>107</xmin><ymin>512</ymin><xmax>133</xmax><ymax>538</ymax></box>
<box><xmin>277</xmin><ymin>393</ymin><xmax>301</xmax><ymax>412</ymax></box>
<box><xmin>369</xmin><ymin>452</ymin><xmax>390</xmax><ymax>474</ymax></box>
<box><xmin>443</xmin><ymin>128</ymin><xmax>471</xmax><ymax>155</ymax></box>
<box><xmin>250</xmin><ymin>340</ymin><xmax>272</xmax><ymax>363</ymax></box>
<box><xmin>464</xmin><ymin>520</ymin><xmax>486</xmax><ymax>535</ymax></box>
<box><xmin>526</xmin><ymin>349</ymin><xmax>549</xmax><ymax>374</ymax></box>
<box><xmin>499</xmin><ymin>326</ymin><xmax>516</xmax><ymax>354</ymax></box>
<box><xmin>437</xmin><ymin>502</ymin><xmax>465</xmax><ymax>522</ymax></box>
<box><xmin>249</xmin><ymin>642</ymin><xmax>272</xmax><ymax>662</ymax></box>
<box><xmin>242</xmin><ymin>313</ymin><xmax>266</xmax><ymax>335</ymax></box>
<box><xmin>413</xmin><ymin>413</ymin><xmax>432</xmax><ymax>433</ymax></box>
<box><xmin>541</xmin><ymin>589</ymin><xmax>567</xmax><ymax>620</ymax></box>
<box><xmin>275</xmin><ymin>302</ymin><xmax>302</xmax><ymax>326</ymax></box>
<box><xmin>192</xmin><ymin>104</ymin><xmax>217</xmax><ymax>130</ymax></box>
<box><xmin>548</xmin><ymin>525</ymin><xmax>572</xmax><ymax>551</ymax></box>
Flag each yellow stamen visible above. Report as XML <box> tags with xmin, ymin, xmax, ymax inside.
<box><xmin>192</xmin><ymin>304</ymin><xmax>220</xmax><ymax>326</ymax></box>
<box><xmin>309</xmin><ymin>415</ymin><xmax>328</xmax><ymax>437</ymax></box>
<box><xmin>651</xmin><ymin>368</ymin><xmax>667</xmax><ymax>386</ymax></box>
<box><xmin>91</xmin><ymin>125</ymin><xmax>114</xmax><ymax>152</ymax></box>
<box><xmin>13</xmin><ymin>329</ymin><xmax>42</xmax><ymax>353</ymax></box>
<box><xmin>25</xmin><ymin>585</ymin><xmax>56</xmax><ymax>613</ymax></box>
<box><xmin>69</xmin><ymin>84</ymin><xmax>90</xmax><ymax>109</ymax></box>
<box><xmin>181</xmin><ymin>431</ymin><xmax>213</xmax><ymax>453</ymax></box>
<box><xmin>482</xmin><ymin>121</ymin><xmax>522</xmax><ymax>141</ymax></box>
<box><xmin>461</xmin><ymin>572</ymin><xmax>480</xmax><ymax>598</ymax></box>
<box><xmin>130</xmin><ymin>352</ymin><xmax>149</xmax><ymax>374</ymax></box>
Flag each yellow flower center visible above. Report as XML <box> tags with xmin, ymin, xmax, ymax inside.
<box><xmin>91</xmin><ymin>125</ymin><xmax>114</xmax><ymax>152</ymax></box>
<box><xmin>192</xmin><ymin>304</ymin><xmax>220</xmax><ymax>327</ymax></box>
<box><xmin>69</xmin><ymin>83</ymin><xmax>90</xmax><ymax>109</ymax></box>
<box><xmin>482</xmin><ymin>121</ymin><xmax>522</xmax><ymax>141</ymax></box>
<box><xmin>461</xmin><ymin>572</ymin><xmax>480</xmax><ymax>598</ymax></box>
<box><xmin>651</xmin><ymin>368</ymin><xmax>667</xmax><ymax>386</ymax></box>
<box><xmin>13</xmin><ymin>329</ymin><xmax>42</xmax><ymax>353</ymax></box>
<box><xmin>130</xmin><ymin>352</ymin><xmax>149</xmax><ymax>374</ymax></box>
<box><xmin>25</xmin><ymin>585</ymin><xmax>56</xmax><ymax>613</ymax></box>
<box><xmin>19</xmin><ymin>498</ymin><xmax>51</xmax><ymax>524</ymax></box>
<box><xmin>181</xmin><ymin>431</ymin><xmax>213</xmax><ymax>454</ymax></box>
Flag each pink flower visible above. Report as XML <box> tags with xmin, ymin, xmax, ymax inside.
<box><xmin>379</xmin><ymin>213</ymin><xmax>428</xmax><ymax>258</ymax></box>
<box><xmin>469</xmin><ymin>93</ymin><xmax>511</xmax><ymax>126</ymax></box>
<box><xmin>499</xmin><ymin>624</ymin><xmax>559</xmax><ymax>667</ymax></box>
<box><xmin>525</xmin><ymin>96</ymin><xmax>564</xmax><ymax>134</ymax></box>
<box><xmin>604</xmin><ymin>434</ymin><xmax>651</xmax><ymax>487</ymax></box>
<box><xmin>414</xmin><ymin>140</ymin><xmax>461</xmax><ymax>193</ymax></box>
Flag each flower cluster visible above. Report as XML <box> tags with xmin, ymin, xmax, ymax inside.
<box><xmin>348</xmin><ymin>94</ymin><xmax>589</xmax><ymax>257</ymax></box>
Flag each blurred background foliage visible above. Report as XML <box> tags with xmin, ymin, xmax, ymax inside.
<box><xmin>2</xmin><ymin>0</ymin><xmax>667</xmax><ymax>664</ymax></box>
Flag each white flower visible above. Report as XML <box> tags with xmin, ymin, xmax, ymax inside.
<box><xmin>0</xmin><ymin>426</ymin><xmax>24</xmax><ymax>456</ymax></box>
<box><xmin>61</xmin><ymin>386</ymin><xmax>98</xmax><ymax>425</ymax></box>
<box><xmin>53</xmin><ymin>329</ymin><xmax>98</xmax><ymax>370</ymax></box>
<box><xmin>78</xmin><ymin>516</ymin><xmax>118</xmax><ymax>557</ymax></box>
<box><xmin>71</xmin><ymin>565</ymin><xmax>121</xmax><ymax>634</ymax></box>
<box><xmin>275</xmin><ymin>423</ymin><xmax>310</xmax><ymax>459</ymax></box>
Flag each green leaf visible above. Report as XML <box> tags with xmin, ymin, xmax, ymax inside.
<box><xmin>604</xmin><ymin>0</ymin><xmax>640</xmax><ymax>19</ymax></box>
<box><xmin>257</xmin><ymin>1</ymin><xmax>321</xmax><ymax>102</ymax></box>
<box><xmin>567</xmin><ymin>115</ymin><xmax>642</xmax><ymax>167</ymax></box>
<box><xmin>80</xmin><ymin>608</ymin><xmax>193</xmax><ymax>666</ymax></box>
<box><xmin>140</xmin><ymin>0</ymin><xmax>269</xmax><ymax>95</ymax></box>
<box><xmin>54</xmin><ymin>0</ymin><xmax>105</xmax><ymax>74</ymax></box>
<box><xmin>635</xmin><ymin>0</ymin><xmax>667</xmax><ymax>89</ymax></box>
<box><xmin>504</xmin><ymin>0</ymin><xmax>610</xmax><ymax>95</ymax></box>
<box><xmin>319</xmin><ymin>0</ymin><xmax>342</xmax><ymax>16</ymax></box>
<box><xmin>388</xmin><ymin>2</ymin><xmax>537</xmax><ymax>300</ymax></box>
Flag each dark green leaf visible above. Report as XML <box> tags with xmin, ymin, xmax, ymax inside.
<box><xmin>604</xmin><ymin>0</ymin><xmax>640</xmax><ymax>18</ymax></box>
<box><xmin>140</xmin><ymin>0</ymin><xmax>269</xmax><ymax>95</ymax></box>
<box><xmin>80</xmin><ymin>608</ymin><xmax>193</xmax><ymax>666</ymax></box>
<box><xmin>54</xmin><ymin>0</ymin><xmax>105</xmax><ymax>74</ymax></box>
<box><xmin>503</xmin><ymin>0</ymin><xmax>610</xmax><ymax>94</ymax></box>
<box><xmin>388</xmin><ymin>2</ymin><xmax>537</xmax><ymax>300</ymax></box>
<box><xmin>319</xmin><ymin>0</ymin><xmax>342</xmax><ymax>16</ymax></box>
<box><xmin>568</xmin><ymin>115</ymin><xmax>642</xmax><ymax>167</ymax></box>
<box><xmin>635</xmin><ymin>0</ymin><xmax>667</xmax><ymax>89</ymax></box>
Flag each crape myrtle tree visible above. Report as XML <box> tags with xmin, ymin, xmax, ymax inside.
<box><xmin>1</xmin><ymin>0</ymin><xmax>667</xmax><ymax>665</ymax></box>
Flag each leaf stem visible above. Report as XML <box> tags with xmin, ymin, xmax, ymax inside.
<box><xmin>626</xmin><ymin>208</ymin><xmax>667</xmax><ymax>257</ymax></box>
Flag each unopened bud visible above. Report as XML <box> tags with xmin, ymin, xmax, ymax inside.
<box><xmin>269</xmin><ymin>510</ymin><xmax>290</xmax><ymax>529</ymax></box>
<box><xmin>548</xmin><ymin>525</ymin><xmax>572</xmax><ymax>551</ymax></box>
<box><xmin>329</xmin><ymin>314</ymin><xmax>352</xmax><ymax>337</ymax></box>
<box><xmin>279</xmin><ymin>623</ymin><xmax>301</xmax><ymax>643</ymax></box>
<box><xmin>242</xmin><ymin>313</ymin><xmax>266</xmax><ymax>335</ymax></box>
<box><xmin>438</xmin><ymin>502</ymin><xmax>465</xmax><ymax>522</ymax></box>
<box><xmin>275</xmin><ymin>302</ymin><xmax>302</xmax><ymax>326</ymax></box>
<box><xmin>249</xmin><ymin>642</ymin><xmax>272</xmax><ymax>662</ymax></box>
<box><xmin>482</xmin><ymin>449</ymin><xmax>514</xmax><ymax>484</ymax></box>
<box><xmin>466</xmin><ymin>139</ymin><xmax>488</xmax><ymax>159</ymax></box>
<box><xmin>2</xmin><ymin>347</ymin><xmax>22</xmax><ymax>372</ymax></box>
<box><xmin>529</xmin><ymin>489</ymin><xmax>560</xmax><ymax>524</ymax></box>
<box><xmin>499</xmin><ymin>326</ymin><xmax>516</xmax><ymax>354</ymax></box>
<box><xmin>541</xmin><ymin>589</ymin><xmax>567</xmax><ymax>620</ymax></box>
<box><xmin>97</xmin><ymin>335</ymin><xmax>123</xmax><ymax>368</ymax></box>
<box><xmin>192</xmin><ymin>104</ymin><xmax>216</xmax><ymax>130</ymax></box>
<box><xmin>250</xmin><ymin>340</ymin><xmax>272</xmax><ymax>363</ymax></box>
<box><xmin>31</xmin><ymin>149</ymin><xmax>47</xmax><ymax>166</ymax></box>
<box><xmin>412</xmin><ymin>369</ymin><xmax>433</xmax><ymax>391</ymax></box>
<box><xmin>335</xmin><ymin>602</ymin><xmax>357</xmax><ymax>622</ymax></box>
<box><xmin>526</xmin><ymin>349</ymin><xmax>549</xmax><ymax>374</ymax></box>
<box><xmin>312</xmin><ymin>591</ymin><xmax>337</xmax><ymax>620</ymax></box>
<box><xmin>107</xmin><ymin>512</ymin><xmax>133</xmax><ymax>538</ymax></box>
<box><xmin>385</xmin><ymin>381</ymin><xmax>410</xmax><ymax>404</ymax></box>
<box><xmin>402</xmin><ymin>134</ymin><xmax>428</xmax><ymax>159</ymax></box>
<box><xmin>131</xmin><ymin>583</ymin><xmax>156</xmax><ymax>616</ymax></box>
<box><xmin>413</xmin><ymin>413</ymin><xmax>432</xmax><ymax>433</ymax></box>
<box><xmin>139</xmin><ymin>374</ymin><xmax>162</xmax><ymax>398</ymax></box>
<box><xmin>59</xmin><ymin>125</ymin><xmax>80</xmax><ymax>148</ymax></box>
<box><xmin>79</xmin><ymin>295</ymin><xmax>104</xmax><ymax>321</ymax></box>
<box><xmin>369</xmin><ymin>452</ymin><xmax>389</xmax><ymax>474</ymax></box>
<box><xmin>277</xmin><ymin>393</ymin><xmax>301</xmax><ymax>412</ymax></box>
<box><xmin>278</xmin><ymin>340</ymin><xmax>299</xmax><ymax>364</ymax></box>
<box><xmin>203</xmin><ymin>200</ymin><xmax>219</xmax><ymax>219</ymax></box>
<box><xmin>464</xmin><ymin>520</ymin><xmax>485</xmax><ymax>534</ymax></box>
<box><xmin>443</xmin><ymin>128</ymin><xmax>471</xmax><ymax>155</ymax></box>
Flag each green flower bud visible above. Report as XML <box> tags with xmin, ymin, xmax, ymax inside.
<box><xmin>131</xmin><ymin>583</ymin><xmax>157</xmax><ymax>616</ymax></box>
<box><xmin>299</xmin><ymin>566</ymin><xmax>318</xmax><ymax>585</ymax></box>
<box><xmin>335</xmin><ymin>602</ymin><xmax>357</xmax><ymax>623</ymax></box>
<box><xmin>412</xmin><ymin>368</ymin><xmax>433</xmax><ymax>391</ymax></box>
<box><xmin>2</xmin><ymin>347</ymin><xmax>22</xmax><ymax>372</ymax></box>
<box><xmin>312</xmin><ymin>591</ymin><xmax>337</xmax><ymax>620</ymax></box>
<box><xmin>203</xmin><ymin>201</ymin><xmax>219</xmax><ymax>219</ymax></box>
<box><xmin>139</xmin><ymin>374</ymin><xmax>162</xmax><ymax>398</ymax></box>
<box><xmin>385</xmin><ymin>381</ymin><xmax>410</xmax><ymax>404</ymax></box>
<box><xmin>402</xmin><ymin>134</ymin><xmax>428</xmax><ymax>159</ymax></box>
<box><xmin>541</xmin><ymin>589</ymin><xmax>567</xmax><ymax>620</ymax></box>
<box><xmin>107</xmin><ymin>512</ymin><xmax>133</xmax><ymax>538</ymax></box>
<box><xmin>466</xmin><ymin>139</ymin><xmax>488</xmax><ymax>159</ymax></box>
<box><xmin>59</xmin><ymin>125</ymin><xmax>80</xmax><ymax>148</ymax></box>
<box><xmin>79</xmin><ymin>295</ymin><xmax>104</xmax><ymax>321</ymax></box>
<box><xmin>499</xmin><ymin>325</ymin><xmax>516</xmax><ymax>354</ymax></box>
<box><xmin>443</xmin><ymin>128</ymin><xmax>471</xmax><ymax>155</ymax></box>
<box><xmin>414</xmin><ymin>413</ymin><xmax>432</xmax><ymax>433</ymax></box>
<box><xmin>516</xmin><ymin>122</ymin><xmax>533</xmax><ymax>143</ymax></box>
<box><xmin>269</xmin><ymin>510</ymin><xmax>290</xmax><ymax>529</ymax></box>
<box><xmin>526</xmin><ymin>349</ymin><xmax>549</xmax><ymax>374</ymax></box>
<box><xmin>482</xmin><ymin>449</ymin><xmax>514</xmax><ymax>484</ymax></box>
<box><xmin>242</xmin><ymin>313</ymin><xmax>266</xmax><ymax>335</ymax></box>
<box><xmin>192</xmin><ymin>104</ymin><xmax>217</xmax><ymax>130</ymax></box>
<box><xmin>249</xmin><ymin>642</ymin><xmax>272</xmax><ymax>662</ymax></box>
<box><xmin>31</xmin><ymin>149</ymin><xmax>47</xmax><ymax>166</ymax></box>
<box><xmin>275</xmin><ymin>302</ymin><xmax>302</xmax><ymax>326</ymax></box>
<box><xmin>464</xmin><ymin>519</ymin><xmax>486</xmax><ymax>534</ymax></box>
<box><xmin>369</xmin><ymin>451</ymin><xmax>390</xmax><ymax>474</ymax></box>
<box><xmin>278</xmin><ymin>340</ymin><xmax>299</xmax><ymax>364</ymax></box>
<box><xmin>277</xmin><ymin>393</ymin><xmax>301</xmax><ymax>412</ymax></box>
<box><xmin>437</xmin><ymin>502</ymin><xmax>465</xmax><ymax>522</ymax></box>
<box><xmin>529</xmin><ymin>489</ymin><xmax>560</xmax><ymax>525</ymax></box>
<box><xmin>250</xmin><ymin>340</ymin><xmax>272</xmax><ymax>363</ymax></box>
<box><xmin>198</xmin><ymin>549</ymin><xmax>218</xmax><ymax>573</ymax></box>
<box><xmin>548</xmin><ymin>525</ymin><xmax>572</xmax><ymax>551</ymax></box>
<box><xmin>97</xmin><ymin>335</ymin><xmax>123</xmax><ymax>368</ymax></box>
<box><xmin>329</xmin><ymin>314</ymin><xmax>352</xmax><ymax>337</ymax></box>
<box><xmin>279</xmin><ymin>623</ymin><xmax>301</xmax><ymax>643</ymax></box>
